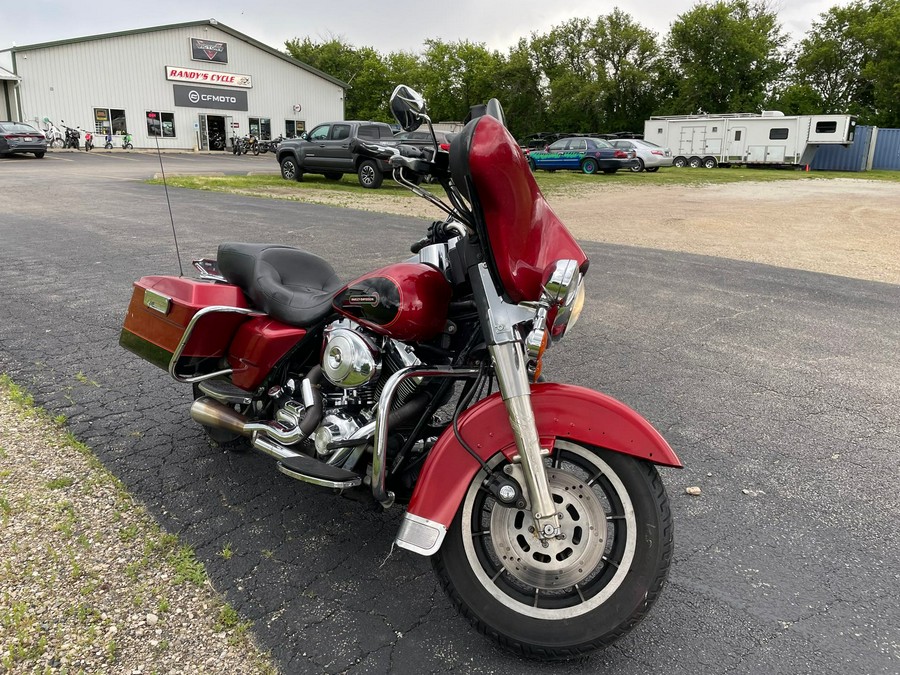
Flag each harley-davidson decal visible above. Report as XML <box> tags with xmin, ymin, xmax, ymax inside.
<box><xmin>345</xmin><ymin>293</ymin><xmax>380</xmax><ymax>306</ymax></box>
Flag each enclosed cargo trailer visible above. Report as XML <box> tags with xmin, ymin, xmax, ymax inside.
<box><xmin>642</xmin><ymin>112</ymin><xmax>857</xmax><ymax>168</ymax></box>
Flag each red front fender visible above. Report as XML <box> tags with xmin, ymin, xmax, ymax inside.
<box><xmin>395</xmin><ymin>383</ymin><xmax>681</xmax><ymax>554</ymax></box>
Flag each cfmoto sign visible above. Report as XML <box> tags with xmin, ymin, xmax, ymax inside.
<box><xmin>173</xmin><ymin>84</ymin><xmax>248</xmax><ymax>111</ymax></box>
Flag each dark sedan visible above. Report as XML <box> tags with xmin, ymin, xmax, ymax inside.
<box><xmin>527</xmin><ymin>136</ymin><xmax>635</xmax><ymax>174</ymax></box>
<box><xmin>0</xmin><ymin>121</ymin><xmax>47</xmax><ymax>158</ymax></box>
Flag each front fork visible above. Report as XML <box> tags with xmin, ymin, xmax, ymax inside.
<box><xmin>471</xmin><ymin>262</ymin><xmax>560</xmax><ymax>540</ymax></box>
<box><xmin>490</xmin><ymin>343</ymin><xmax>561</xmax><ymax>539</ymax></box>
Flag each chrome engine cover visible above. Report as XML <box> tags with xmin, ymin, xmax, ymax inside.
<box><xmin>322</xmin><ymin>321</ymin><xmax>381</xmax><ymax>388</ymax></box>
<box><xmin>314</xmin><ymin>410</ymin><xmax>367</xmax><ymax>457</ymax></box>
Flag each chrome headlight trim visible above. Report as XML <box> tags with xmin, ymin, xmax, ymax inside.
<box><xmin>550</xmin><ymin>274</ymin><xmax>585</xmax><ymax>342</ymax></box>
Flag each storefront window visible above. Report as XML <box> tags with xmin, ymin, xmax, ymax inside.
<box><xmin>285</xmin><ymin>120</ymin><xmax>305</xmax><ymax>138</ymax></box>
<box><xmin>94</xmin><ymin>108</ymin><xmax>127</xmax><ymax>135</ymax></box>
<box><xmin>146</xmin><ymin>111</ymin><xmax>176</xmax><ymax>138</ymax></box>
<box><xmin>249</xmin><ymin>117</ymin><xmax>271</xmax><ymax>140</ymax></box>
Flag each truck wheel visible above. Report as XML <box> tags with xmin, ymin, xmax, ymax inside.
<box><xmin>673</xmin><ymin>156</ymin><xmax>686</xmax><ymax>168</ymax></box>
<box><xmin>703</xmin><ymin>157</ymin><xmax>718</xmax><ymax>169</ymax></box>
<box><xmin>688</xmin><ymin>156</ymin><xmax>702</xmax><ymax>168</ymax></box>
<box><xmin>358</xmin><ymin>160</ymin><xmax>383</xmax><ymax>189</ymax></box>
<box><xmin>280</xmin><ymin>157</ymin><xmax>302</xmax><ymax>182</ymax></box>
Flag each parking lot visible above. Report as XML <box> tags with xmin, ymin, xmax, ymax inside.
<box><xmin>1</xmin><ymin>152</ymin><xmax>899</xmax><ymax>674</ymax></box>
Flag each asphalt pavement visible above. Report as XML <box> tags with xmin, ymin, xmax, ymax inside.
<box><xmin>1</xmin><ymin>151</ymin><xmax>898</xmax><ymax>674</ymax></box>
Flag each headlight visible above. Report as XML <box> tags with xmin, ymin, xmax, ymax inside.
<box><xmin>550</xmin><ymin>274</ymin><xmax>585</xmax><ymax>342</ymax></box>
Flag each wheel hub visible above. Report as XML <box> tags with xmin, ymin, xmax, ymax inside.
<box><xmin>489</xmin><ymin>469</ymin><xmax>606</xmax><ymax>590</ymax></box>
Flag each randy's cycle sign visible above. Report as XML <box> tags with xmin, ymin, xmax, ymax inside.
<box><xmin>191</xmin><ymin>37</ymin><xmax>228</xmax><ymax>64</ymax></box>
<box><xmin>173</xmin><ymin>84</ymin><xmax>248</xmax><ymax>111</ymax></box>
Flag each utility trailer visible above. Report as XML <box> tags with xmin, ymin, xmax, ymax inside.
<box><xmin>642</xmin><ymin>112</ymin><xmax>857</xmax><ymax>168</ymax></box>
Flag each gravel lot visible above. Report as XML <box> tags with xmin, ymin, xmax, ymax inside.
<box><xmin>282</xmin><ymin>177</ymin><xmax>900</xmax><ymax>285</ymax></box>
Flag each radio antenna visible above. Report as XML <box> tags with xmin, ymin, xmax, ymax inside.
<box><xmin>149</xmin><ymin>113</ymin><xmax>184</xmax><ymax>277</ymax></box>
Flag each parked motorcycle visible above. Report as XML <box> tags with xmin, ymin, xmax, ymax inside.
<box><xmin>209</xmin><ymin>131</ymin><xmax>225</xmax><ymax>151</ymax></box>
<box><xmin>231</xmin><ymin>132</ymin><xmax>244</xmax><ymax>155</ymax></box>
<box><xmin>43</xmin><ymin>120</ymin><xmax>64</xmax><ymax>149</ymax></box>
<box><xmin>120</xmin><ymin>84</ymin><xmax>679</xmax><ymax>659</ymax></box>
<box><xmin>257</xmin><ymin>135</ymin><xmax>283</xmax><ymax>154</ymax></box>
<box><xmin>104</xmin><ymin>132</ymin><xmax>134</xmax><ymax>150</ymax></box>
<box><xmin>62</xmin><ymin>123</ymin><xmax>80</xmax><ymax>149</ymax></box>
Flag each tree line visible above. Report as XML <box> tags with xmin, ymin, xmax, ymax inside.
<box><xmin>285</xmin><ymin>0</ymin><xmax>900</xmax><ymax>139</ymax></box>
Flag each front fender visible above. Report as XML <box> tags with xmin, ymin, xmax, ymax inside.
<box><xmin>394</xmin><ymin>382</ymin><xmax>681</xmax><ymax>555</ymax></box>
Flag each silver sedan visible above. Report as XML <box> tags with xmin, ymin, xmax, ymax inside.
<box><xmin>610</xmin><ymin>139</ymin><xmax>673</xmax><ymax>173</ymax></box>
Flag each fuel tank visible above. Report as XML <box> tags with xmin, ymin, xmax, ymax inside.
<box><xmin>334</xmin><ymin>262</ymin><xmax>451</xmax><ymax>342</ymax></box>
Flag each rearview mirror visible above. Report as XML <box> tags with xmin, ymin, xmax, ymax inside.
<box><xmin>390</xmin><ymin>85</ymin><xmax>427</xmax><ymax>132</ymax></box>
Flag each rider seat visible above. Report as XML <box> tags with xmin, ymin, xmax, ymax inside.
<box><xmin>217</xmin><ymin>243</ymin><xmax>342</xmax><ymax>327</ymax></box>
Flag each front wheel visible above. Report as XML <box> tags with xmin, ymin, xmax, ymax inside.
<box><xmin>280</xmin><ymin>156</ymin><xmax>302</xmax><ymax>181</ymax></box>
<box><xmin>433</xmin><ymin>440</ymin><xmax>673</xmax><ymax>660</ymax></box>
<box><xmin>358</xmin><ymin>159</ymin><xmax>383</xmax><ymax>189</ymax></box>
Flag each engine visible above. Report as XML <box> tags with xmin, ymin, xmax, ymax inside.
<box><xmin>312</xmin><ymin>319</ymin><xmax>422</xmax><ymax>461</ymax></box>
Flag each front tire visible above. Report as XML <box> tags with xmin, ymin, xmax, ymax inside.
<box><xmin>280</xmin><ymin>156</ymin><xmax>302</xmax><ymax>181</ymax></box>
<box><xmin>358</xmin><ymin>159</ymin><xmax>384</xmax><ymax>189</ymax></box>
<box><xmin>433</xmin><ymin>441</ymin><xmax>673</xmax><ymax>660</ymax></box>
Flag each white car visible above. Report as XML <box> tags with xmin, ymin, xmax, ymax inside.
<box><xmin>610</xmin><ymin>139</ymin><xmax>673</xmax><ymax>173</ymax></box>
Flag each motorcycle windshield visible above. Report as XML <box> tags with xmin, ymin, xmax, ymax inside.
<box><xmin>452</xmin><ymin>115</ymin><xmax>588</xmax><ymax>303</ymax></box>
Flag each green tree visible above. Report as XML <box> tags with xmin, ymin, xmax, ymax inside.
<box><xmin>532</xmin><ymin>18</ymin><xmax>606</xmax><ymax>133</ymax></box>
<box><xmin>859</xmin><ymin>0</ymin><xmax>900</xmax><ymax>126</ymax></box>
<box><xmin>588</xmin><ymin>8</ymin><xmax>662</xmax><ymax>131</ymax></box>
<box><xmin>284</xmin><ymin>37</ymin><xmax>391</xmax><ymax>121</ymax></box>
<box><xmin>531</xmin><ymin>10</ymin><xmax>663</xmax><ymax>134</ymax></box>
<box><xmin>774</xmin><ymin>2</ymin><xmax>873</xmax><ymax>115</ymax></box>
<box><xmin>496</xmin><ymin>39</ymin><xmax>547</xmax><ymax>139</ymax></box>
<box><xmin>666</xmin><ymin>0</ymin><xmax>789</xmax><ymax>113</ymax></box>
<box><xmin>418</xmin><ymin>39</ymin><xmax>506</xmax><ymax>123</ymax></box>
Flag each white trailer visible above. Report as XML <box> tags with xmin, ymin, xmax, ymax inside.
<box><xmin>642</xmin><ymin>112</ymin><xmax>857</xmax><ymax>168</ymax></box>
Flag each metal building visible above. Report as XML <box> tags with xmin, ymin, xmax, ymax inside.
<box><xmin>0</xmin><ymin>19</ymin><xmax>348</xmax><ymax>150</ymax></box>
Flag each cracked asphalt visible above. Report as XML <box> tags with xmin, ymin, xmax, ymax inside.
<box><xmin>1</xmin><ymin>151</ymin><xmax>898</xmax><ymax>674</ymax></box>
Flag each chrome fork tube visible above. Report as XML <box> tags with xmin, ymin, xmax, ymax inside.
<box><xmin>490</xmin><ymin>342</ymin><xmax>561</xmax><ymax>539</ymax></box>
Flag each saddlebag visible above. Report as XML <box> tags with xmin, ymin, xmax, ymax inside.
<box><xmin>119</xmin><ymin>276</ymin><xmax>250</xmax><ymax>375</ymax></box>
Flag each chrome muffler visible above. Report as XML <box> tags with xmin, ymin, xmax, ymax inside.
<box><xmin>190</xmin><ymin>397</ymin><xmax>303</xmax><ymax>462</ymax></box>
<box><xmin>190</xmin><ymin>397</ymin><xmax>251</xmax><ymax>437</ymax></box>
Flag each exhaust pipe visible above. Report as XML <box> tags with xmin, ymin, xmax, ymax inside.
<box><xmin>191</xmin><ymin>397</ymin><xmax>252</xmax><ymax>437</ymax></box>
<box><xmin>191</xmin><ymin>397</ymin><xmax>303</xmax><ymax>462</ymax></box>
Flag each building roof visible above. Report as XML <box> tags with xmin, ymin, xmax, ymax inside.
<box><xmin>0</xmin><ymin>65</ymin><xmax>19</xmax><ymax>81</ymax></box>
<box><xmin>0</xmin><ymin>19</ymin><xmax>348</xmax><ymax>89</ymax></box>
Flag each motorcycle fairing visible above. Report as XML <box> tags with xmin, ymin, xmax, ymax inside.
<box><xmin>450</xmin><ymin>115</ymin><xmax>589</xmax><ymax>304</ymax></box>
<box><xmin>396</xmin><ymin>382</ymin><xmax>681</xmax><ymax>555</ymax></box>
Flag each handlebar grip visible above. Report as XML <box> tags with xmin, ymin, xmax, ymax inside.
<box><xmin>410</xmin><ymin>237</ymin><xmax>430</xmax><ymax>254</ymax></box>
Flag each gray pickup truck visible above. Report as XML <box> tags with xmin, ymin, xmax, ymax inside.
<box><xmin>276</xmin><ymin>120</ymin><xmax>398</xmax><ymax>189</ymax></box>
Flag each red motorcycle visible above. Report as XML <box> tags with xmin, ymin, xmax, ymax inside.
<box><xmin>120</xmin><ymin>85</ymin><xmax>681</xmax><ymax>659</ymax></box>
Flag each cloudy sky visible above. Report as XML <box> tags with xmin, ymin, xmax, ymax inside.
<box><xmin>2</xmin><ymin>0</ymin><xmax>846</xmax><ymax>57</ymax></box>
